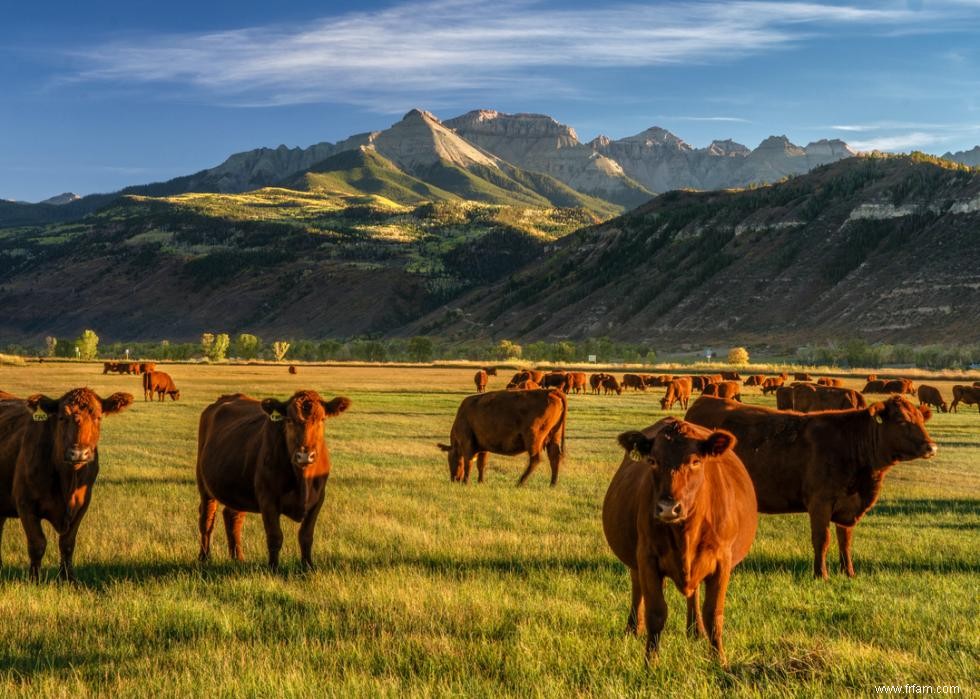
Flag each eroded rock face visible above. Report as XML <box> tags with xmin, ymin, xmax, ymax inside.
<box><xmin>943</xmin><ymin>146</ymin><xmax>980</xmax><ymax>167</ymax></box>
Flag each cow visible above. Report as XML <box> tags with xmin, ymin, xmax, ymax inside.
<box><xmin>817</xmin><ymin>377</ymin><xmax>843</xmax><ymax>388</ymax></box>
<box><xmin>603</xmin><ymin>418</ymin><xmax>756</xmax><ymax>665</ymax></box>
<box><xmin>866</xmin><ymin>374</ymin><xmax>877</xmax><ymax>383</ymax></box>
<box><xmin>102</xmin><ymin>361</ymin><xmax>118</xmax><ymax>375</ymax></box>
<box><xmin>138</xmin><ymin>362</ymin><xmax>156</xmax><ymax>374</ymax></box>
<box><xmin>702</xmin><ymin>381</ymin><xmax>741</xmax><ymax>402</ymax></box>
<box><xmin>883</xmin><ymin>379</ymin><xmax>915</xmax><ymax>395</ymax></box>
<box><xmin>690</xmin><ymin>376</ymin><xmax>712</xmax><ymax>392</ymax></box>
<box><xmin>916</xmin><ymin>385</ymin><xmax>947</xmax><ymax>413</ymax></box>
<box><xmin>601</xmin><ymin>376</ymin><xmax>623</xmax><ymax>395</ymax></box>
<box><xmin>661</xmin><ymin>377</ymin><xmax>693</xmax><ymax>411</ymax></box>
<box><xmin>437</xmin><ymin>389</ymin><xmax>567</xmax><ymax>486</ymax></box>
<box><xmin>590</xmin><ymin>373</ymin><xmax>611</xmax><ymax>394</ymax></box>
<box><xmin>288</xmin><ymin>365</ymin><xmax>298</xmax><ymax>375</ymax></box>
<box><xmin>720</xmin><ymin>371</ymin><xmax>741</xmax><ymax>381</ymax></box>
<box><xmin>950</xmin><ymin>385</ymin><xmax>980</xmax><ymax>413</ymax></box>
<box><xmin>643</xmin><ymin>375</ymin><xmax>673</xmax><ymax>388</ymax></box>
<box><xmin>622</xmin><ymin>374</ymin><xmax>647</xmax><ymax>392</ymax></box>
<box><xmin>0</xmin><ymin>388</ymin><xmax>133</xmax><ymax>581</ymax></box>
<box><xmin>196</xmin><ymin>391</ymin><xmax>350</xmax><ymax>570</ymax></box>
<box><xmin>685</xmin><ymin>395</ymin><xmax>936</xmax><ymax>578</ymax></box>
<box><xmin>541</xmin><ymin>371</ymin><xmax>569</xmax><ymax>392</ymax></box>
<box><xmin>794</xmin><ymin>372</ymin><xmax>813</xmax><ymax>382</ymax></box>
<box><xmin>778</xmin><ymin>383</ymin><xmax>866</xmax><ymax>412</ymax></box>
<box><xmin>507</xmin><ymin>380</ymin><xmax>540</xmax><ymax>391</ymax></box>
<box><xmin>527</xmin><ymin>370</ymin><xmax>546</xmax><ymax>384</ymax></box>
<box><xmin>0</xmin><ymin>390</ymin><xmax>18</xmax><ymax>401</ymax></box>
<box><xmin>566</xmin><ymin>372</ymin><xmax>587</xmax><ymax>394</ymax></box>
<box><xmin>474</xmin><ymin>369</ymin><xmax>490</xmax><ymax>393</ymax></box>
<box><xmin>743</xmin><ymin>375</ymin><xmax>765</xmax><ymax>387</ymax></box>
<box><xmin>862</xmin><ymin>379</ymin><xmax>887</xmax><ymax>394</ymax></box>
<box><xmin>142</xmin><ymin>371</ymin><xmax>180</xmax><ymax>402</ymax></box>
<box><xmin>760</xmin><ymin>376</ymin><xmax>786</xmax><ymax>395</ymax></box>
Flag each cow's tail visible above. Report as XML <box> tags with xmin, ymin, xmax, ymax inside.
<box><xmin>556</xmin><ymin>391</ymin><xmax>568</xmax><ymax>457</ymax></box>
<box><xmin>436</xmin><ymin>443</ymin><xmax>452</xmax><ymax>452</ymax></box>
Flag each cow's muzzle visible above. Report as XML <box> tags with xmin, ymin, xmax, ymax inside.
<box><xmin>65</xmin><ymin>447</ymin><xmax>94</xmax><ymax>463</ymax></box>
<box><xmin>655</xmin><ymin>499</ymin><xmax>684</xmax><ymax>523</ymax></box>
<box><xmin>293</xmin><ymin>449</ymin><xmax>316</xmax><ymax>467</ymax></box>
<box><xmin>921</xmin><ymin>443</ymin><xmax>938</xmax><ymax>459</ymax></box>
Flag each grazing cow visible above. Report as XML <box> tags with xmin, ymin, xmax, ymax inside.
<box><xmin>437</xmin><ymin>389</ymin><xmax>567</xmax><ymax>486</ymax></box>
<box><xmin>590</xmin><ymin>373</ymin><xmax>613</xmax><ymax>394</ymax></box>
<box><xmin>0</xmin><ymin>388</ymin><xmax>133</xmax><ymax>581</ymax></box>
<box><xmin>527</xmin><ymin>370</ymin><xmax>546</xmax><ymax>384</ymax></box>
<box><xmin>142</xmin><ymin>371</ymin><xmax>180</xmax><ymax>402</ymax></box>
<box><xmin>622</xmin><ymin>374</ymin><xmax>647</xmax><ymax>392</ymax></box>
<box><xmin>720</xmin><ymin>371</ymin><xmax>741</xmax><ymax>381</ymax></box>
<box><xmin>196</xmin><ymin>391</ymin><xmax>350</xmax><ymax>570</ymax></box>
<box><xmin>661</xmin><ymin>377</ymin><xmax>693</xmax><ymax>411</ymax></box>
<box><xmin>702</xmin><ymin>381</ymin><xmax>741</xmax><ymax>402</ymax></box>
<box><xmin>474</xmin><ymin>369</ymin><xmax>490</xmax><ymax>393</ymax></box>
<box><xmin>601</xmin><ymin>376</ymin><xmax>623</xmax><ymax>395</ymax></box>
<box><xmin>760</xmin><ymin>376</ymin><xmax>786</xmax><ymax>395</ymax></box>
<box><xmin>950</xmin><ymin>385</ymin><xmax>980</xmax><ymax>414</ymax></box>
<box><xmin>794</xmin><ymin>372</ymin><xmax>813</xmax><ymax>382</ymax></box>
<box><xmin>541</xmin><ymin>371</ymin><xmax>569</xmax><ymax>392</ymax></box>
<box><xmin>883</xmin><ymin>379</ymin><xmax>915</xmax><ymax>395</ymax></box>
<box><xmin>862</xmin><ymin>379</ymin><xmax>888</xmax><ymax>394</ymax></box>
<box><xmin>643</xmin><ymin>375</ymin><xmax>673</xmax><ymax>388</ymax></box>
<box><xmin>917</xmin><ymin>385</ymin><xmax>947</xmax><ymax>413</ymax></box>
<box><xmin>566</xmin><ymin>372</ymin><xmax>588</xmax><ymax>394</ymax></box>
<box><xmin>743</xmin><ymin>375</ymin><xmax>765</xmax><ymax>387</ymax></box>
<box><xmin>690</xmin><ymin>376</ymin><xmax>712</xmax><ymax>392</ymax></box>
<box><xmin>138</xmin><ymin>362</ymin><xmax>156</xmax><ymax>374</ymax></box>
<box><xmin>603</xmin><ymin>418</ymin><xmax>756</xmax><ymax>664</ymax></box>
<box><xmin>685</xmin><ymin>395</ymin><xmax>936</xmax><ymax>578</ymax></box>
<box><xmin>817</xmin><ymin>377</ymin><xmax>843</xmax><ymax>388</ymax></box>
<box><xmin>507</xmin><ymin>380</ymin><xmax>541</xmax><ymax>391</ymax></box>
<box><xmin>778</xmin><ymin>383</ymin><xmax>865</xmax><ymax>412</ymax></box>
<box><xmin>102</xmin><ymin>361</ymin><xmax>118</xmax><ymax>374</ymax></box>
<box><xmin>288</xmin><ymin>365</ymin><xmax>298</xmax><ymax>375</ymax></box>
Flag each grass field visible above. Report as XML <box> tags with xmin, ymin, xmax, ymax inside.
<box><xmin>0</xmin><ymin>364</ymin><xmax>977</xmax><ymax>697</ymax></box>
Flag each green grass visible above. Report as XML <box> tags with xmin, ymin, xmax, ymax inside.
<box><xmin>0</xmin><ymin>365</ymin><xmax>976</xmax><ymax>697</ymax></box>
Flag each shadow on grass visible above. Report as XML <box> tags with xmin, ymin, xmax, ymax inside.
<box><xmin>100</xmin><ymin>476</ymin><xmax>195</xmax><ymax>487</ymax></box>
<box><xmin>741</xmin><ymin>552</ymin><xmax>980</xmax><ymax>576</ymax></box>
<box><xmin>867</xmin><ymin>498</ymin><xmax>980</xmax><ymax>517</ymax></box>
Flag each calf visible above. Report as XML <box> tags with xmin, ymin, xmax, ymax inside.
<box><xmin>661</xmin><ymin>377</ymin><xmax>693</xmax><ymax>411</ymax></box>
<box><xmin>566</xmin><ymin>372</ymin><xmax>587</xmax><ymax>394</ymax></box>
<box><xmin>951</xmin><ymin>385</ymin><xmax>980</xmax><ymax>413</ymax></box>
<box><xmin>0</xmin><ymin>388</ymin><xmax>133</xmax><ymax>581</ymax></box>
<box><xmin>474</xmin><ymin>369</ymin><xmax>490</xmax><ymax>393</ymax></box>
<box><xmin>603</xmin><ymin>418</ymin><xmax>756</xmax><ymax>664</ymax></box>
<box><xmin>438</xmin><ymin>389</ymin><xmax>567</xmax><ymax>486</ymax></box>
<box><xmin>685</xmin><ymin>395</ymin><xmax>936</xmax><ymax>578</ymax></box>
<box><xmin>143</xmin><ymin>371</ymin><xmax>180</xmax><ymax>401</ymax></box>
<box><xmin>917</xmin><ymin>384</ymin><xmax>947</xmax><ymax>413</ymax></box>
<box><xmin>196</xmin><ymin>391</ymin><xmax>351</xmax><ymax>570</ymax></box>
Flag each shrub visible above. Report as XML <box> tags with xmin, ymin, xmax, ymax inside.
<box><xmin>271</xmin><ymin>341</ymin><xmax>291</xmax><ymax>362</ymax></box>
<box><xmin>728</xmin><ymin>347</ymin><xmax>749</xmax><ymax>365</ymax></box>
<box><xmin>75</xmin><ymin>329</ymin><xmax>99</xmax><ymax>360</ymax></box>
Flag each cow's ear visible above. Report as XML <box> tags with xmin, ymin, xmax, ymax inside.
<box><xmin>322</xmin><ymin>396</ymin><xmax>351</xmax><ymax>417</ymax></box>
<box><xmin>867</xmin><ymin>401</ymin><xmax>886</xmax><ymax>424</ymax></box>
<box><xmin>26</xmin><ymin>394</ymin><xmax>59</xmax><ymax>416</ymax></box>
<box><xmin>101</xmin><ymin>392</ymin><xmax>134</xmax><ymax>414</ymax></box>
<box><xmin>701</xmin><ymin>430</ymin><xmax>735</xmax><ymax>457</ymax></box>
<box><xmin>617</xmin><ymin>431</ymin><xmax>651</xmax><ymax>457</ymax></box>
<box><xmin>261</xmin><ymin>398</ymin><xmax>287</xmax><ymax>421</ymax></box>
<box><xmin>918</xmin><ymin>405</ymin><xmax>932</xmax><ymax>422</ymax></box>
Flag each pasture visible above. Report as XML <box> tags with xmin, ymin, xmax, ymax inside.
<box><xmin>0</xmin><ymin>363</ymin><xmax>977</xmax><ymax>697</ymax></box>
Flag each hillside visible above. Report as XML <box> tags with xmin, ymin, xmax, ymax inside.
<box><xmin>411</xmin><ymin>155</ymin><xmax>980</xmax><ymax>347</ymax></box>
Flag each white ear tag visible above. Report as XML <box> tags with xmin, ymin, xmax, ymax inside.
<box><xmin>630</xmin><ymin>447</ymin><xmax>641</xmax><ymax>461</ymax></box>
<box><xmin>269</xmin><ymin>411</ymin><xmax>284</xmax><ymax>422</ymax></box>
<box><xmin>33</xmin><ymin>411</ymin><xmax>49</xmax><ymax>422</ymax></box>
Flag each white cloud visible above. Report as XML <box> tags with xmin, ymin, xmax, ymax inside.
<box><xmin>847</xmin><ymin>132</ymin><xmax>948</xmax><ymax>152</ymax></box>
<box><xmin>64</xmin><ymin>0</ymin><xmax>954</xmax><ymax>108</ymax></box>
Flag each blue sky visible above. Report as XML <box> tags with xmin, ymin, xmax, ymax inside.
<box><xmin>2</xmin><ymin>0</ymin><xmax>979</xmax><ymax>201</ymax></box>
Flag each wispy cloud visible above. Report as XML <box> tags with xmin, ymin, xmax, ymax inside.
<box><xmin>63</xmin><ymin>0</ymin><xmax>957</xmax><ymax>109</ymax></box>
<box><xmin>828</xmin><ymin>120</ymin><xmax>980</xmax><ymax>152</ymax></box>
<box><xmin>660</xmin><ymin>116</ymin><xmax>753</xmax><ymax>123</ymax></box>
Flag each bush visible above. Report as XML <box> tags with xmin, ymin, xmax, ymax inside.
<box><xmin>727</xmin><ymin>347</ymin><xmax>749</xmax><ymax>365</ymax></box>
<box><xmin>75</xmin><ymin>329</ymin><xmax>99</xmax><ymax>360</ymax></box>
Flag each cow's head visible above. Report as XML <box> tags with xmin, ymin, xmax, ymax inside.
<box><xmin>868</xmin><ymin>396</ymin><xmax>937</xmax><ymax>462</ymax></box>
<box><xmin>618</xmin><ymin>419</ymin><xmax>736</xmax><ymax>524</ymax></box>
<box><xmin>168</xmin><ymin>390</ymin><xmax>181</xmax><ymax>401</ymax></box>
<box><xmin>27</xmin><ymin>388</ymin><xmax>133</xmax><ymax>465</ymax></box>
<box><xmin>261</xmin><ymin>391</ymin><xmax>350</xmax><ymax>469</ymax></box>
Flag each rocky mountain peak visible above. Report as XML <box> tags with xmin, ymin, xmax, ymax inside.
<box><xmin>620</xmin><ymin>126</ymin><xmax>688</xmax><ymax>150</ymax></box>
<box><xmin>705</xmin><ymin>139</ymin><xmax>750</xmax><ymax>157</ymax></box>
<box><xmin>39</xmin><ymin>192</ymin><xmax>81</xmax><ymax>206</ymax></box>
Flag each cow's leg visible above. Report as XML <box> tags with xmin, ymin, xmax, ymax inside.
<box><xmin>703</xmin><ymin>564</ymin><xmax>732</xmax><ymax>665</ymax></box>
<box><xmin>686</xmin><ymin>585</ymin><xmax>706</xmax><ymax>638</ymax></box>
<box><xmin>222</xmin><ymin>507</ymin><xmax>246</xmax><ymax>562</ymax></box>
<box><xmin>298</xmin><ymin>496</ymin><xmax>325</xmax><ymax>571</ymax></box>
<box><xmin>197</xmin><ymin>496</ymin><xmax>218</xmax><ymax>562</ymax></box>
<box><xmin>57</xmin><ymin>513</ymin><xmax>88</xmax><ymax>584</ymax></box>
<box><xmin>260</xmin><ymin>507</ymin><xmax>284</xmax><ymax>571</ymax></box>
<box><xmin>626</xmin><ymin>567</ymin><xmax>644</xmax><ymax>636</ymax></box>
<box><xmin>19</xmin><ymin>512</ymin><xmax>47</xmax><ymax>583</ymax></box>
<box><xmin>808</xmin><ymin>505</ymin><xmax>832</xmax><ymax>580</ymax></box>
<box><xmin>475</xmin><ymin>452</ymin><xmax>488</xmax><ymax>483</ymax></box>
<box><xmin>638</xmin><ymin>554</ymin><xmax>667</xmax><ymax>662</ymax></box>
<box><xmin>546</xmin><ymin>439</ymin><xmax>562</xmax><ymax>487</ymax></box>
<box><xmin>517</xmin><ymin>450</ymin><xmax>542</xmax><ymax>486</ymax></box>
<box><xmin>835</xmin><ymin>524</ymin><xmax>856</xmax><ymax>577</ymax></box>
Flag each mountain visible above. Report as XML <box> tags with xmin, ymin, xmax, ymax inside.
<box><xmin>409</xmin><ymin>154</ymin><xmax>980</xmax><ymax>347</ymax></box>
<box><xmin>39</xmin><ymin>192</ymin><xmax>81</xmax><ymax>205</ymax></box>
<box><xmin>943</xmin><ymin>146</ymin><xmax>980</xmax><ymax>168</ymax></box>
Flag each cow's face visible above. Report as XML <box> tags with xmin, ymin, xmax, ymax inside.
<box><xmin>869</xmin><ymin>396</ymin><xmax>937</xmax><ymax>462</ymax></box>
<box><xmin>618</xmin><ymin>420</ymin><xmax>735</xmax><ymax>524</ymax></box>
<box><xmin>169</xmin><ymin>390</ymin><xmax>181</xmax><ymax>401</ymax></box>
<box><xmin>262</xmin><ymin>391</ymin><xmax>351</xmax><ymax>469</ymax></box>
<box><xmin>27</xmin><ymin>388</ymin><xmax>133</xmax><ymax>465</ymax></box>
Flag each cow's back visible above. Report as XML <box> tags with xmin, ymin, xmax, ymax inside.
<box><xmin>454</xmin><ymin>389</ymin><xmax>565</xmax><ymax>455</ymax></box>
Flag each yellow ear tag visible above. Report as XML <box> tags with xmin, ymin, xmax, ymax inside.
<box><xmin>630</xmin><ymin>448</ymin><xmax>641</xmax><ymax>461</ymax></box>
<box><xmin>874</xmin><ymin>415</ymin><xmax>884</xmax><ymax>424</ymax></box>
<box><xmin>32</xmin><ymin>411</ymin><xmax>49</xmax><ymax>422</ymax></box>
<box><xmin>269</xmin><ymin>411</ymin><xmax>284</xmax><ymax>422</ymax></box>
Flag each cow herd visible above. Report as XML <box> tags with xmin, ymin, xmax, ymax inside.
<box><xmin>0</xmin><ymin>362</ymin><xmax>974</xmax><ymax>666</ymax></box>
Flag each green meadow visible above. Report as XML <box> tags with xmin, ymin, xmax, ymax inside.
<box><xmin>0</xmin><ymin>363</ymin><xmax>977</xmax><ymax>697</ymax></box>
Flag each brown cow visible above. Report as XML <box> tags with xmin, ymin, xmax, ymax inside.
<box><xmin>794</xmin><ymin>372</ymin><xmax>813</xmax><ymax>382</ymax></box>
<box><xmin>474</xmin><ymin>369</ymin><xmax>490</xmax><ymax>393</ymax></box>
<box><xmin>720</xmin><ymin>371</ymin><xmax>741</xmax><ymax>381</ymax></box>
<box><xmin>950</xmin><ymin>385</ymin><xmax>980</xmax><ymax>413</ymax></box>
<box><xmin>601</xmin><ymin>376</ymin><xmax>623</xmax><ymax>395</ymax></box>
<box><xmin>622</xmin><ymin>374</ymin><xmax>647</xmax><ymax>392</ymax></box>
<box><xmin>817</xmin><ymin>377</ymin><xmax>843</xmax><ymax>388</ymax></box>
<box><xmin>603</xmin><ymin>418</ymin><xmax>756</xmax><ymax>664</ymax></box>
<box><xmin>590</xmin><ymin>373</ymin><xmax>611</xmax><ymax>394</ymax></box>
<box><xmin>690</xmin><ymin>376</ymin><xmax>712</xmax><ymax>392</ymax></box>
<box><xmin>437</xmin><ymin>389</ymin><xmax>567</xmax><ymax>486</ymax></box>
<box><xmin>196</xmin><ymin>391</ymin><xmax>350</xmax><ymax>570</ymax></box>
<box><xmin>743</xmin><ymin>375</ymin><xmax>765</xmax><ymax>387</ymax></box>
<box><xmin>702</xmin><ymin>381</ymin><xmax>741</xmax><ymax>401</ymax></box>
<box><xmin>661</xmin><ymin>377</ymin><xmax>693</xmax><ymax>411</ymax></box>
<box><xmin>685</xmin><ymin>395</ymin><xmax>936</xmax><ymax>578</ymax></box>
<box><xmin>0</xmin><ymin>388</ymin><xmax>133</xmax><ymax>581</ymax></box>
<box><xmin>138</xmin><ymin>362</ymin><xmax>156</xmax><ymax>374</ymax></box>
<box><xmin>527</xmin><ymin>370</ymin><xmax>546</xmax><ymax>384</ymax></box>
<box><xmin>643</xmin><ymin>375</ymin><xmax>674</xmax><ymax>388</ymax></box>
<box><xmin>507</xmin><ymin>380</ymin><xmax>541</xmax><ymax>390</ymax></box>
<box><xmin>760</xmin><ymin>376</ymin><xmax>786</xmax><ymax>395</ymax></box>
<box><xmin>566</xmin><ymin>372</ymin><xmax>587</xmax><ymax>394</ymax></box>
<box><xmin>288</xmin><ymin>365</ymin><xmax>298</xmax><ymax>375</ymax></box>
<box><xmin>778</xmin><ymin>383</ymin><xmax>865</xmax><ymax>412</ymax></box>
<box><xmin>142</xmin><ymin>371</ymin><xmax>180</xmax><ymax>401</ymax></box>
<box><xmin>862</xmin><ymin>379</ymin><xmax>887</xmax><ymax>394</ymax></box>
<box><xmin>883</xmin><ymin>379</ymin><xmax>915</xmax><ymax>395</ymax></box>
<box><xmin>915</xmin><ymin>385</ymin><xmax>946</xmax><ymax>413</ymax></box>
<box><xmin>102</xmin><ymin>361</ymin><xmax>118</xmax><ymax>374</ymax></box>
<box><xmin>541</xmin><ymin>371</ymin><xmax>569</xmax><ymax>392</ymax></box>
